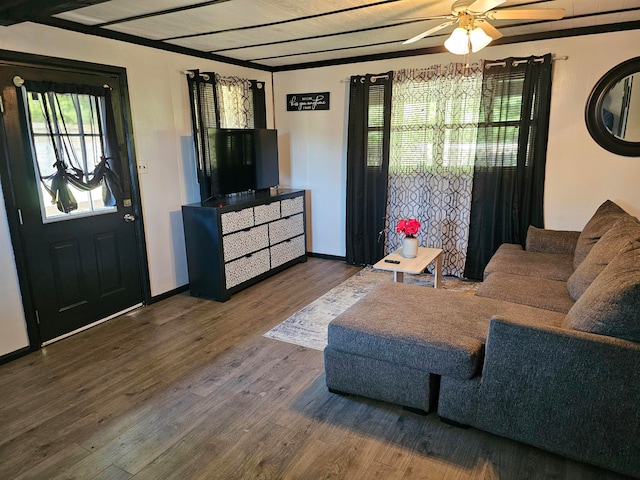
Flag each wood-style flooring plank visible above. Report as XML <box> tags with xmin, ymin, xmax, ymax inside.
<box><xmin>0</xmin><ymin>258</ymin><xmax>630</xmax><ymax>480</ymax></box>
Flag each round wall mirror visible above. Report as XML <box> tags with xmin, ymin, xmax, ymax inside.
<box><xmin>585</xmin><ymin>57</ymin><xmax>640</xmax><ymax>156</ymax></box>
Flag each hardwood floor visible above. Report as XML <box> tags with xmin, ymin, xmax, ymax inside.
<box><xmin>0</xmin><ymin>258</ymin><xmax>630</xmax><ymax>479</ymax></box>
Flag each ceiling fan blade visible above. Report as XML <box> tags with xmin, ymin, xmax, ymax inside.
<box><xmin>392</xmin><ymin>15</ymin><xmax>454</xmax><ymax>22</ymax></box>
<box><xmin>475</xmin><ymin>19</ymin><xmax>503</xmax><ymax>40</ymax></box>
<box><xmin>403</xmin><ymin>20</ymin><xmax>455</xmax><ymax>44</ymax></box>
<box><xmin>486</xmin><ymin>8</ymin><xmax>565</xmax><ymax>20</ymax></box>
<box><xmin>467</xmin><ymin>0</ymin><xmax>506</xmax><ymax>14</ymax></box>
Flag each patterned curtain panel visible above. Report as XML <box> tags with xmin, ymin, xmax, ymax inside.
<box><xmin>251</xmin><ymin>80</ymin><xmax>267</xmax><ymax>129</ymax></box>
<box><xmin>386</xmin><ymin>63</ymin><xmax>483</xmax><ymax>277</ymax></box>
<box><xmin>215</xmin><ymin>74</ymin><xmax>256</xmax><ymax>129</ymax></box>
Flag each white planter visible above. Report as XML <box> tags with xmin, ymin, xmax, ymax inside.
<box><xmin>402</xmin><ymin>236</ymin><xmax>418</xmax><ymax>258</ymax></box>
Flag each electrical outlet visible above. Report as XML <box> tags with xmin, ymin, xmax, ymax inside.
<box><xmin>137</xmin><ymin>163</ymin><xmax>148</xmax><ymax>174</ymax></box>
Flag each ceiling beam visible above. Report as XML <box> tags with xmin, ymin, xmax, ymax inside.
<box><xmin>38</xmin><ymin>16</ymin><xmax>274</xmax><ymax>72</ymax></box>
<box><xmin>0</xmin><ymin>0</ymin><xmax>110</xmax><ymax>26</ymax></box>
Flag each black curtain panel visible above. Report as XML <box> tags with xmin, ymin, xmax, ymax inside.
<box><xmin>102</xmin><ymin>88</ymin><xmax>126</xmax><ymax>204</ymax></box>
<box><xmin>464</xmin><ymin>54</ymin><xmax>553</xmax><ymax>280</ymax></box>
<box><xmin>345</xmin><ymin>72</ymin><xmax>393</xmax><ymax>265</ymax></box>
<box><xmin>186</xmin><ymin>70</ymin><xmax>218</xmax><ymax>201</ymax></box>
<box><xmin>251</xmin><ymin>80</ymin><xmax>267</xmax><ymax>129</ymax></box>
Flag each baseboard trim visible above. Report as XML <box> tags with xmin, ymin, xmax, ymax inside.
<box><xmin>149</xmin><ymin>284</ymin><xmax>190</xmax><ymax>304</ymax></box>
<box><xmin>307</xmin><ymin>252</ymin><xmax>346</xmax><ymax>262</ymax></box>
<box><xmin>0</xmin><ymin>346</ymin><xmax>34</xmax><ymax>365</ymax></box>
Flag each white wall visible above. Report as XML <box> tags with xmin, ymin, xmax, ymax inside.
<box><xmin>273</xmin><ymin>30</ymin><xmax>640</xmax><ymax>257</ymax></box>
<box><xmin>0</xmin><ymin>22</ymin><xmax>273</xmax><ymax>356</ymax></box>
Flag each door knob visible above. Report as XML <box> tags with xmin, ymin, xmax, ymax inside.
<box><xmin>123</xmin><ymin>213</ymin><xmax>136</xmax><ymax>222</ymax></box>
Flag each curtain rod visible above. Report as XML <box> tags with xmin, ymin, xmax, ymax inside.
<box><xmin>340</xmin><ymin>73</ymin><xmax>391</xmax><ymax>84</ymax></box>
<box><xmin>341</xmin><ymin>54</ymin><xmax>568</xmax><ymax>82</ymax></box>
<box><xmin>485</xmin><ymin>54</ymin><xmax>568</xmax><ymax>69</ymax></box>
<box><xmin>182</xmin><ymin>70</ymin><xmax>210</xmax><ymax>80</ymax></box>
<box><xmin>362</xmin><ymin>73</ymin><xmax>390</xmax><ymax>83</ymax></box>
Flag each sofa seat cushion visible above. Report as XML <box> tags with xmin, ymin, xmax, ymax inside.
<box><xmin>476</xmin><ymin>272</ymin><xmax>574</xmax><ymax>313</ymax></box>
<box><xmin>327</xmin><ymin>282</ymin><xmax>565</xmax><ymax>381</ymax></box>
<box><xmin>573</xmin><ymin>200</ymin><xmax>629</xmax><ymax>269</ymax></box>
<box><xmin>567</xmin><ymin>215</ymin><xmax>640</xmax><ymax>301</ymax></box>
<box><xmin>564</xmin><ymin>241</ymin><xmax>640</xmax><ymax>342</ymax></box>
<box><xmin>483</xmin><ymin>243</ymin><xmax>574</xmax><ymax>281</ymax></box>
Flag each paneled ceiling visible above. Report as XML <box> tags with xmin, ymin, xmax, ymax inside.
<box><xmin>2</xmin><ymin>0</ymin><xmax>640</xmax><ymax>71</ymax></box>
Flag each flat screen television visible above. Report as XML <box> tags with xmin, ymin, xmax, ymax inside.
<box><xmin>206</xmin><ymin>128</ymin><xmax>279</xmax><ymax>198</ymax></box>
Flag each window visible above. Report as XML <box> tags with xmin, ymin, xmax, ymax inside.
<box><xmin>25</xmin><ymin>90</ymin><xmax>115</xmax><ymax>222</ymax></box>
<box><xmin>367</xmin><ymin>84</ymin><xmax>387</xmax><ymax>167</ymax></box>
<box><xmin>389</xmin><ymin>68</ymin><xmax>483</xmax><ymax>172</ymax></box>
<box><xmin>474</xmin><ymin>76</ymin><xmax>527</xmax><ymax>168</ymax></box>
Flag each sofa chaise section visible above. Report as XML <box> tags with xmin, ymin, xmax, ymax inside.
<box><xmin>324</xmin><ymin>282</ymin><xmax>565</xmax><ymax>413</ymax></box>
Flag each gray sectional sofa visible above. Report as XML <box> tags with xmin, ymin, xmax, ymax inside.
<box><xmin>324</xmin><ymin>200</ymin><xmax>640</xmax><ymax>478</ymax></box>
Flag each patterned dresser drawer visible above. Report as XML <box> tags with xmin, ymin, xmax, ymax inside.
<box><xmin>269</xmin><ymin>213</ymin><xmax>304</xmax><ymax>245</ymax></box>
<box><xmin>222</xmin><ymin>224</ymin><xmax>269</xmax><ymax>262</ymax></box>
<box><xmin>254</xmin><ymin>201</ymin><xmax>281</xmax><ymax>225</ymax></box>
<box><xmin>270</xmin><ymin>235</ymin><xmax>306</xmax><ymax>269</ymax></box>
<box><xmin>280</xmin><ymin>196</ymin><xmax>304</xmax><ymax>217</ymax></box>
<box><xmin>183</xmin><ymin>190</ymin><xmax>305</xmax><ymax>302</ymax></box>
<box><xmin>225</xmin><ymin>249</ymin><xmax>270</xmax><ymax>289</ymax></box>
<box><xmin>221</xmin><ymin>207</ymin><xmax>254</xmax><ymax>234</ymax></box>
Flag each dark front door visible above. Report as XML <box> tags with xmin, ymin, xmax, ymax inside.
<box><xmin>0</xmin><ymin>63</ymin><xmax>144</xmax><ymax>344</ymax></box>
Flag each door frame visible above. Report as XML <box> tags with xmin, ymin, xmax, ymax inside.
<box><xmin>0</xmin><ymin>49</ymin><xmax>151</xmax><ymax>350</ymax></box>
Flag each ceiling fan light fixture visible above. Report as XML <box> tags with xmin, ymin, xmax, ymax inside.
<box><xmin>444</xmin><ymin>27</ymin><xmax>470</xmax><ymax>55</ymax></box>
<box><xmin>469</xmin><ymin>25</ymin><xmax>492</xmax><ymax>52</ymax></box>
<box><xmin>444</xmin><ymin>25</ymin><xmax>492</xmax><ymax>55</ymax></box>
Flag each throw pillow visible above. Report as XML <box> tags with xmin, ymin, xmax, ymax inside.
<box><xmin>564</xmin><ymin>241</ymin><xmax>640</xmax><ymax>342</ymax></box>
<box><xmin>573</xmin><ymin>200</ymin><xmax>628</xmax><ymax>269</ymax></box>
<box><xmin>567</xmin><ymin>216</ymin><xmax>640</xmax><ymax>301</ymax></box>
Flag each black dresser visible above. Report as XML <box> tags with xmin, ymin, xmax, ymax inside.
<box><xmin>182</xmin><ymin>189</ymin><xmax>307</xmax><ymax>301</ymax></box>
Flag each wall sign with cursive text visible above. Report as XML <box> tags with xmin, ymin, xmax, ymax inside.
<box><xmin>286</xmin><ymin>92</ymin><xmax>330</xmax><ymax>111</ymax></box>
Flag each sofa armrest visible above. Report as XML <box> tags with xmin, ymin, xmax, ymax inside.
<box><xmin>525</xmin><ymin>225</ymin><xmax>580</xmax><ymax>255</ymax></box>
<box><xmin>475</xmin><ymin>316</ymin><xmax>640</xmax><ymax>477</ymax></box>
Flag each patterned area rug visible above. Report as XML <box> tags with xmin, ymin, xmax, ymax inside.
<box><xmin>263</xmin><ymin>267</ymin><xmax>480</xmax><ymax>351</ymax></box>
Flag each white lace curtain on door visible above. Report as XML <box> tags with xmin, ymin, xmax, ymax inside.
<box><xmin>385</xmin><ymin>63</ymin><xmax>483</xmax><ymax>277</ymax></box>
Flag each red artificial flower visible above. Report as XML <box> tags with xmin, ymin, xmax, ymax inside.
<box><xmin>396</xmin><ymin>218</ymin><xmax>421</xmax><ymax>236</ymax></box>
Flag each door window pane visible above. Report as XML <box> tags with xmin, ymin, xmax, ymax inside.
<box><xmin>26</xmin><ymin>91</ymin><xmax>116</xmax><ymax>222</ymax></box>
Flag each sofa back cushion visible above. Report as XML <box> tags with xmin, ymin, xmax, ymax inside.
<box><xmin>564</xmin><ymin>241</ymin><xmax>640</xmax><ymax>342</ymax></box>
<box><xmin>573</xmin><ymin>200</ymin><xmax>628</xmax><ymax>269</ymax></box>
<box><xmin>526</xmin><ymin>226</ymin><xmax>580</xmax><ymax>255</ymax></box>
<box><xmin>567</xmin><ymin>216</ymin><xmax>640</xmax><ymax>301</ymax></box>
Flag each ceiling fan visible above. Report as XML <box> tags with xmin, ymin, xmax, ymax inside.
<box><xmin>403</xmin><ymin>0</ymin><xmax>565</xmax><ymax>54</ymax></box>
